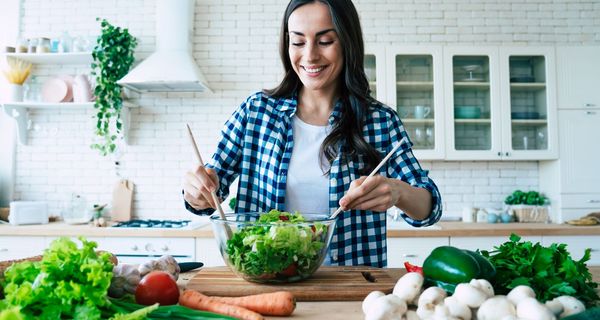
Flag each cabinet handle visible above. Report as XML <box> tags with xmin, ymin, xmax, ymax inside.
<box><xmin>584</xmin><ymin>103</ymin><xmax>597</xmax><ymax>107</ymax></box>
<box><xmin>505</xmin><ymin>152</ymin><xmax>510</xmax><ymax>157</ymax></box>
<box><xmin>497</xmin><ymin>152</ymin><xmax>502</xmax><ymax>156</ymax></box>
<box><xmin>0</xmin><ymin>248</ymin><xmax>8</xmax><ymax>252</ymax></box>
<box><xmin>402</xmin><ymin>254</ymin><xmax>418</xmax><ymax>258</ymax></box>
<box><xmin>586</xmin><ymin>111</ymin><xmax>597</xmax><ymax>115</ymax></box>
<box><xmin>587</xmin><ymin>200</ymin><xmax>600</xmax><ymax>203</ymax></box>
<box><xmin>590</xmin><ymin>249</ymin><xmax>598</xmax><ymax>252</ymax></box>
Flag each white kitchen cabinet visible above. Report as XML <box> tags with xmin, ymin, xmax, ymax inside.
<box><xmin>542</xmin><ymin>236</ymin><xmax>600</xmax><ymax>266</ymax></box>
<box><xmin>196</xmin><ymin>238</ymin><xmax>226</xmax><ymax>267</ymax></box>
<box><xmin>0</xmin><ymin>236</ymin><xmax>46</xmax><ymax>261</ymax></box>
<box><xmin>0</xmin><ymin>52</ymin><xmax>135</xmax><ymax>145</ymax></box>
<box><xmin>556</xmin><ymin>46</ymin><xmax>600</xmax><ymax>110</ymax></box>
<box><xmin>387</xmin><ymin>237</ymin><xmax>449</xmax><ymax>268</ymax></box>
<box><xmin>450</xmin><ymin>235</ymin><xmax>542</xmax><ymax>252</ymax></box>
<box><xmin>540</xmin><ymin>109</ymin><xmax>600</xmax><ymax>223</ymax></box>
<box><xmin>444</xmin><ymin>46</ymin><xmax>557</xmax><ymax>160</ymax></box>
<box><xmin>385</xmin><ymin>46</ymin><xmax>445</xmax><ymax>160</ymax></box>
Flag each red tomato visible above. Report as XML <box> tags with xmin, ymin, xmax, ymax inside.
<box><xmin>135</xmin><ymin>271</ymin><xmax>180</xmax><ymax>305</ymax></box>
<box><xmin>279</xmin><ymin>263</ymin><xmax>298</xmax><ymax>277</ymax></box>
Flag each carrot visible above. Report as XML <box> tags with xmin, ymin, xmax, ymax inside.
<box><xmin>179</xmin><ymin>290</ymin><xmax>264</xmax><ymax>320</ymax></box>
<box><xmin>208</xmin><ymin>291</ymin><xmax>296</xmax><ymax>316</ymax></box>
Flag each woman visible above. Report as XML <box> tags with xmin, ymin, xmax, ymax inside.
<box><xmin>183</xmin><ymin>0</ymin><xmax>442</xmax><ymax>267</ymax></box>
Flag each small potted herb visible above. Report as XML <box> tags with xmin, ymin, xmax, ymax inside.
<box><xmin>504</xmin><ymin>190</ymin><xmax>550</xmax><ymax>223</ymax></box>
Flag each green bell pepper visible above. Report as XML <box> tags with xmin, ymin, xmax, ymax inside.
<box><xmin>422</xmin><ymin>246</ymin><xmax>496</xmax><ymax>293</ymax></box>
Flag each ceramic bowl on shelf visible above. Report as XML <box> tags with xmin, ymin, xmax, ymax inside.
<box><xmin>210</xmin><ymin>212</ymin><xmax>336</xmax><ymax>283</ymax></box>
<box><xmin>454</xmin><ymin>106</ymin><xmax>481</xmax><ymax>119</ymax></box>
<box><xmin>511</xmin><ymin>112</ymin><xmax>540</xmax><ymax>119</ymax></box>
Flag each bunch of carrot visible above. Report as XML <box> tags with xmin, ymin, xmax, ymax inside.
<box><xmin>179</xmin><ymin>290</ymin><xmax>296</xmax><ymax>320</ymax></box>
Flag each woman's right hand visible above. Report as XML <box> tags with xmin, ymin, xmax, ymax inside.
<box><xmin>183</xmin><ymin>165</ymin><xmax>220</xmax><ymax>210</ymax></box>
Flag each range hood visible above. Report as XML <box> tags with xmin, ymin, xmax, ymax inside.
<box><xmin>117</xmin><ymin>0</ymin><xmax>211</xmax><ymax>92</ymax></box>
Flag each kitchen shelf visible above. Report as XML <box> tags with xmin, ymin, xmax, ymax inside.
<box><xmin>453</xmin><ymin>81</ymin><xmax>490</xmax><ymax>91</ymax></box>
<box><xmin>1</xmin><ymin>101</ymin><xmax>135</xmax><ymax>145</ymax></box>
<box><xmin>454</xmin><ymin>119</ymin><xmax>492</xmax><ymax>124</ymax></box>
<box><xmin>396</xmin><ymin>81</ymin><xmax>434</xmax><ymax>91</ymax></box>
<box><xmin>1</xmin><ymin>52</ymin><xmax>92</xmax><ymax>64</ymax></box>
<box><xmin>402</xmin><ymin>118</ymin><xmax>435</xmax><ymax>124</ymax></box>
<box><xmin>510</xmin><ymin>82</ymin><xmax>546</xmax><ymax>91</ymax></box>
<box><xmin>511</xmin><ymin>119</ymin><xmax>548</xmax><ymax>125</ymax></box>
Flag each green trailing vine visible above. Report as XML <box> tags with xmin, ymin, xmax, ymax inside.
<box><xmin>91</xmin><ymin>18</ymin><xmax>137</xmax><ymax>156</ymax></box>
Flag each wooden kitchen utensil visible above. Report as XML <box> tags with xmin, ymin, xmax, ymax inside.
<box><xmin>111</xmin><ymin>179</ymin><xmax>134</xmax><ymax>222</ymax></box>
<box><xmin>185</xmin><ymin>266</ymin><xmax>397</xmax><ymax>301</ymax></box>
<box><xmin>330</xmin><ymin>138</ymin><xmax>405</xmax><ymax>219</ymax></box>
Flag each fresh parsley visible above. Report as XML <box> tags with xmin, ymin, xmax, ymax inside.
<box><xmin>481</xmin><ymin>234</ymin><xmax>600</xmax><ymax>307</ymax></box>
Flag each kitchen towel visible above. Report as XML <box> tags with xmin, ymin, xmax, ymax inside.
<box><xmin>111</xmin><ymin>179</ymin><xmax>134</xmax><ymax>222</ymax></box>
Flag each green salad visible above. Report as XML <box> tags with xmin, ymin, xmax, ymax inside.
<box><xmin>225</xmin><ymin>210</ymin><xmax>329</xmax><ymax>281</ymax></box>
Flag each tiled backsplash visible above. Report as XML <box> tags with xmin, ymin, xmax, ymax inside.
<box><xmin>10</xmin><ymin>0</ymin><xmax>599</xmax><ymax>219</ymax></box>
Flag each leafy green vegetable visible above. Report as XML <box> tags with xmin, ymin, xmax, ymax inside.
<box><xmin>504</xmin><ymin>190</ymin><xmax>548</xmax><ymax>205</ymax></box>
<box><xmin>226</xmin><ymin>210</ymin><xmax>328</xmax><ymax>280</ymax></box>
<box><xmin>481</xmin><ymin>234</ymin><xmax>600</xmax><ymax>307</ymax></box>
<box><xmin>108</xmin><ymin>297</ymin><xmax>237</xmax><ymax>320</ymax></box>
<box><xmin>109</xmin><ymin>303</ymin><xmax>158</xmax><ymax>320</ymax></box>
<box><xmin>0</xmin><ymin>237</ymin><xmax>115</xmax><ymax>319</ymax></box>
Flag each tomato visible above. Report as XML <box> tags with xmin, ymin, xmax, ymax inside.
<box><xmin>135</xmin><ymin>271</ymin><xmax>180</xmax><ymax>305</ymax></box>
<box><xmin>279</xmin><ymin>263</ymin><xmax>298</xmax><ymax>277</ymax></box>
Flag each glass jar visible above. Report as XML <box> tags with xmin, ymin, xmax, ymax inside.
<box><xmin>36</xmin><ymin>37</ymin><xmax>51</xmax><ymax>53</ymax></box>
<box><xmin>23</xmin><ymin>76</ymin><xmax>41</xmax><ymax>102</ymax></box>
<box><xmin>27</xmin><ymin>38</ymin><xmax>38</xmax><ymax>53</ymax></box>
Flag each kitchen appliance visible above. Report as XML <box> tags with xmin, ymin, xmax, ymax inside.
<box><xmin>117</xmin><ymin>0</ymin><xmax>211</xmax><ymax>92</ymax></box>
<box><xmin>112</xmin><ymin>219</ymin><xmax>206</xmax><ymax>229</ymax></box>
<box><xmin>8</xmin><ymin>201</ymin><xmax>48</xmax><ymax>225</ymax></box>
<box><xmin>186</xmin><ymin>266</ymin><xmax>396</xmax><ymax>301</ymax></box>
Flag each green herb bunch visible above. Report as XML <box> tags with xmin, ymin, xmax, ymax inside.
<box><xmin>481</xmin><ymin>234</ymin><xmax>600</xmax><ymax>307</ymax></box>
<box><xmin>91</xmin><ymin>18</ymin><xmax>137</xmax><ymax>156</ymax></box>
<box><xmin>504</xmin><ymin>190</ymin><xmax>548</xmax><ymax>205</ymax></box>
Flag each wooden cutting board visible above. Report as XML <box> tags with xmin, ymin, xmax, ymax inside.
<box><xmin>185</xmin><ymin>266</ymin><xmax>397</xmax><ymax>301</ymax></box>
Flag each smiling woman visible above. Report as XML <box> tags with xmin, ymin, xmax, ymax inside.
<box><xmin>183</xmin><ymin>0</ymin><xmax>442</xmax><ymax>268</ymax></box>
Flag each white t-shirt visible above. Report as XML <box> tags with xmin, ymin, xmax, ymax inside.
<box><xmin>284</xmin><ymin>116</ymin><xmax>331</xmax><ymax>214</ymax></box>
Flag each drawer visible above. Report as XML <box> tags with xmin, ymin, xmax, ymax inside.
<box><xmin>387</xmin><ymin>237</ymin><xmax>449</xmax><ymax>268</ymax></box>
<box><xmin>450</xmin><ymin>236</ymin><xmax>543</xmax><ymax>252</ymax></box>
<box><xmin>542</xmin><ymin>236</ymin><xmax>600</xmax><ymax>266</ymax></box>
<box><xmin>0</xmin><ymin>236</ymin><xmax>46</xmax><ymax>261</ymax></box>
<box><xmin>560</xmin><ymin>194</ymin><xmax>600</xmax><ymax>208</ymax></box>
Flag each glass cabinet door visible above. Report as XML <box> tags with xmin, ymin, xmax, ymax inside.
<box><xmin>364</xmin><ymin>46</ymin><xmax>386</xmax><ymax>104</ymax></box>
<box><xmin>364</xmin><ymin>54</ymin><xmax>378</xmax><ymax>99</ymax></box>
<box><xmin>452</xmin><ymin>55</ymin><xmax>492</xmax><ymax>151</ymax></box>
<box><xmin>508</xmin><ymin>55</ymin><xmax>548</xmax><ymax>151</ymax></box>
<box><xmin>395</xmin><ymin>54</ymin><xmax>435</xmax><ymax>151</ymax></box>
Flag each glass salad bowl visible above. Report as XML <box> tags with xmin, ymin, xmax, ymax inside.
<box><xmin>210</xmin><ymin>210</ymin><xmax>337</xmax><ymax>284</ymax></box>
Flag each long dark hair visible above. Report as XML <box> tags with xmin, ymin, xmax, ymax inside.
<box><xmin>263</xmin><ymin>0</ymin><xmax>381</xmax><ymax>175</ymax></box>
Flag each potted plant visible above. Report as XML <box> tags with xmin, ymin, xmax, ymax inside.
<box><xmin>504</xmin><ymin>190</ymin><xmax>550</xmax><ymax>223</ymax></box>
<box><xmin>90</xmin><ymin>18</ymin><xmax>137</xmax><ymax>156</ymax></box>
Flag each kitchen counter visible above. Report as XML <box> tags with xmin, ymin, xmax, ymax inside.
<box><xmin>177</xmin><ymin>267</ymin><xmax>600</xmax><ymax>320</ymax></box>
<box><xmin>2</xmin><ymin>221</ymin><xmax>598</xmax><ymax>237</ymax></box>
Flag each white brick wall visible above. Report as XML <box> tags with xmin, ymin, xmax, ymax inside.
<box><xmin>11</xmin><ymin>0</ymin><xmax>600</xmax><ymax>219</ymax></box>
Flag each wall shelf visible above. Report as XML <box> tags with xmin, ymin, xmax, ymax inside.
<box><xmin>1</xmin><ymin>52</ymin><xmax>92</xmax><ymax>64</ymax></box>
<box><xmin>1</xmin><ymin>102</ymin><xmax>134</xmax><ymax>145</ymax></box>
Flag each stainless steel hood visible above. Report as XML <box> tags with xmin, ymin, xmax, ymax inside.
<box><xmin>117</xmin><ymin>0</ymin><xmax>211</xmax><ymax>93</ymax></box>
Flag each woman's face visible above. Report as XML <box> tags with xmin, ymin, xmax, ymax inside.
<box><xmin>288</xmin><ymin>2</ymin><xmax>344</xmax><ymax>94</ymax></box>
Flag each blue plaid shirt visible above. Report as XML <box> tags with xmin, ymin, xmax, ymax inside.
<box><xmin>185</xmin><ymin>92</ymin><xmax>442</xmax><ymax>267</ymax></box>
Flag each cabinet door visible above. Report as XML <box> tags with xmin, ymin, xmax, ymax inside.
<box><xmin>450</xmin><ymin>236</ymin><xmax>542</xmax><ymax>252</ymax></box>
<box><xmin>386</xmin><ymin>46</ymin><xmax>445</xmax><ymax>159</ymax></box>
<box><xmin>387</xmin><ymin>237</ymin><xmax>449</xmax><ymax>268</ymax></box>
<box><xmin>0</xmin><ymin>236</ymin><xmax>46</xmax><ymax>261</ymax></box>
<box><xmin>542</xmin><ymin>236</ymin><xmax>600</xmax><ymax>266</ymax></box>
<box><xmin>558</xmin><ymin>110</ymin><xmax>600</xmax><ymax>193</ymax></box>
<box><xmin>196</xmin><ymin>238</ymin><xmax>226</xmax><ymax>267</ymax></box>
<box><xmin>444</xmin><ymin>47</ymin><xmax>502</xmax><ymax>160</ymax></box>
<box><xmin>557</xmin><ymin>46</ymin><xmax>600</xmax><ymax>109</ymax></box>
<box><xmin>365</xmin><ymin>45</ymin><xmax>387</xmax><ymax>105</ymax></box>
<box><xmin>500</xmin><ymin>47</ymin><xmax>558</xmax><ymax>160</ymax></box>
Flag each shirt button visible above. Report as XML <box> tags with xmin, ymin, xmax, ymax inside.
<box><xmin>332</xmin><ymin>256</ymin><xmax>338</xmax><ymax>261</ymax></box>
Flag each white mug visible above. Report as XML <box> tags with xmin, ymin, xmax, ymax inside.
<box><xmin>414</xmin><ymin>105</ymin><xmax>431</xmax><ymax>119</ymax></box>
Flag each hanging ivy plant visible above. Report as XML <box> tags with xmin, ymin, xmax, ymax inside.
<box><xmin>91</xmin><ymin>18</ymin><xmax>137</xmax><ymax>156</ymax></box>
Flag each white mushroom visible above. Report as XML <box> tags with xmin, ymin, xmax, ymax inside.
<box><xmin>431</xmin><ymin>304</ymin><xmax>461</xmax><ymax>320</ymax></box>
<box><xmin>365</xmin><ymin>294</ymin><xmax>407</xmax><ymax>320</ymax></box>
<box><xmin>444</xmin><ymin>296</ymin><xmax>472</xmax><ymax>320</ymax></box>
<box><xmin>545</xmin><ymin>299</ymin><xmax>564</xmax><ymax>316</ymax></box>
<box><xmin>403</xmin><ymin>310</ymin><xmax>419</xmax><ymax>320</ymax></box>
<box><xmin>363</xmin><ymin>291</ymin><xmax>386</xmax><ymax>315</ymax></box>
<box><xmin>477</xmin><ymin>295</ymin><xmax>517</xmax><ymax>320</ymax></box>
<box><xmin>393</xmin><ymin>272</ymin><xmax>424</xmax><ymax>302</ymax></box>
<box><xmin>507</xmin><ymin>285</ymin><xmax>536</xmax><ymax>306</ymax></box>
<box><xmin>453</xmin><ymin>282</ymin><xmax>488</xmax><ymax>308</ymax></box>
<box><xmin>516</xmin><ymin>297</ymin><xmax>556</xmax><ymax>320</ymax></box>
<box><xmin>416</xmin><ymin>287</ymin><xmax>447</xmax><ymax>319</ymax></box>
<box><xmin>469</xmin><ymin>279</ymin><xmax>495</xmax><ymax>298</ymax></box>
<box><xmin>553</xmin><ymin>296</ymin><xmax>585</xmax><ymax>318</ymax></box>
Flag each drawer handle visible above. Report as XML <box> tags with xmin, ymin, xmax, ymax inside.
<box><xmin>587</xmin><ymin>200</ymin><xmax>600</xmax><ymax>203</ymax></box>
<box><xmin>402</xmin><ymin>254</ymin><xmax>418</xmax><ymax>258</ymax></box>
<box><xmin>584</xmin><ymin>103</ymin><xmax>597</xmax><ymax>107</ymax></box>
<box><xmin>0</xmin><ymin>248</ymin><xmax>8</xmax><ymax>252</ymax></box>
<box><xmin>586</xmin><ymin>111</ymin><xmax>597</xmax><ymax>115</ymax></box>
<box><xmin>590</xmin><ymin>249</ymin><xmax>599</xmax><ymax>252</ymax></box>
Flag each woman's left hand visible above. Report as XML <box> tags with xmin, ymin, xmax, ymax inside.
<box><xmin>338</xmin><ymin>175</ymin><xmax>400</xmax><ymax>212</ymax></box>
